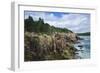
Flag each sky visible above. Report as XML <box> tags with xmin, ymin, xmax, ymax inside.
<box><xmin>24</xmin><ymin>11</ymin><xmax>90</xmax><ymax>33</ymax></box>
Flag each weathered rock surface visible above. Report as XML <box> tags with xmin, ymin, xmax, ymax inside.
<box><xmin>24</xmin><ymin>32</ymin><xmax>78</xmax><ymax>61</ymax></box>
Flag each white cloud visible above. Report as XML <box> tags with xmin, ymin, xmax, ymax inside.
<box><xmin>24</xmin><ymin>11</ymin><xmax>90</xmax><ymax>33</ymax></box>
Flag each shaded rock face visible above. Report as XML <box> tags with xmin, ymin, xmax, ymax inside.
<box><xmin>24</xmin><ymin>32</ymin><xmax>78</xmax><ymax>61</ymax></box>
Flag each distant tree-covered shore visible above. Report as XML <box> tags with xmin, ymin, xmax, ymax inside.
<box><xmin>77</xmin><ymin>32</ymin><xmax>90</xmax><ymax>36</ymax></box>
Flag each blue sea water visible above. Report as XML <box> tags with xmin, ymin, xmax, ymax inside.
<box><xmin>74</xmin><ymin>36</ymin><xmax>90</xmax><ymax>59</ymax></box>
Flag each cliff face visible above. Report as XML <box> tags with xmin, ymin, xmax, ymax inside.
<box><xmin>24</xmin><ymin>32</ymin><xmax>78</xmax><ymax>61</ymax></box>
<box><xmin>24</xmin><ymin>16</ymin><xmax>81</xmax><ymax>61</ymax></box>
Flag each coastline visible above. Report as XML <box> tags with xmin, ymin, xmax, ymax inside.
<box><xmin>24</xmin><ymin>32</ymin><xmax>79</xmax><ymax>61</ymax></box>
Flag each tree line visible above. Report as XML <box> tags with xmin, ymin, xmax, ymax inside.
<box><xmin>24</xmin><ymin>16</ymin><xmax>72</xmax><ymax>34</ymax></box>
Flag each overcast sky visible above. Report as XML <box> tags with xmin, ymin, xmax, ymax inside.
<box><xmin>24</xmin><ymin>11</ymin><xmax>90</xmax><ymax>33</ymax></box>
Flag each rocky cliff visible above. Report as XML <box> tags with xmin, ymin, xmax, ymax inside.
<box><xmin>24</xmin><ymin>32</ymin><xmax>79</xmax><ymax>61</ymax></box>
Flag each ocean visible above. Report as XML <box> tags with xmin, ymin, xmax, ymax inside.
<box><xmin>74</xmin><ymin>36</ymin><xmax>90</xmax><ymax>59</ymax></box>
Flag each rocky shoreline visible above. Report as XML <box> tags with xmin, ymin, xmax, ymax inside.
<box><xmin>24</xmin><ymin>32</ymin><xmax>80</xmax><ymax>61</ymax></box>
